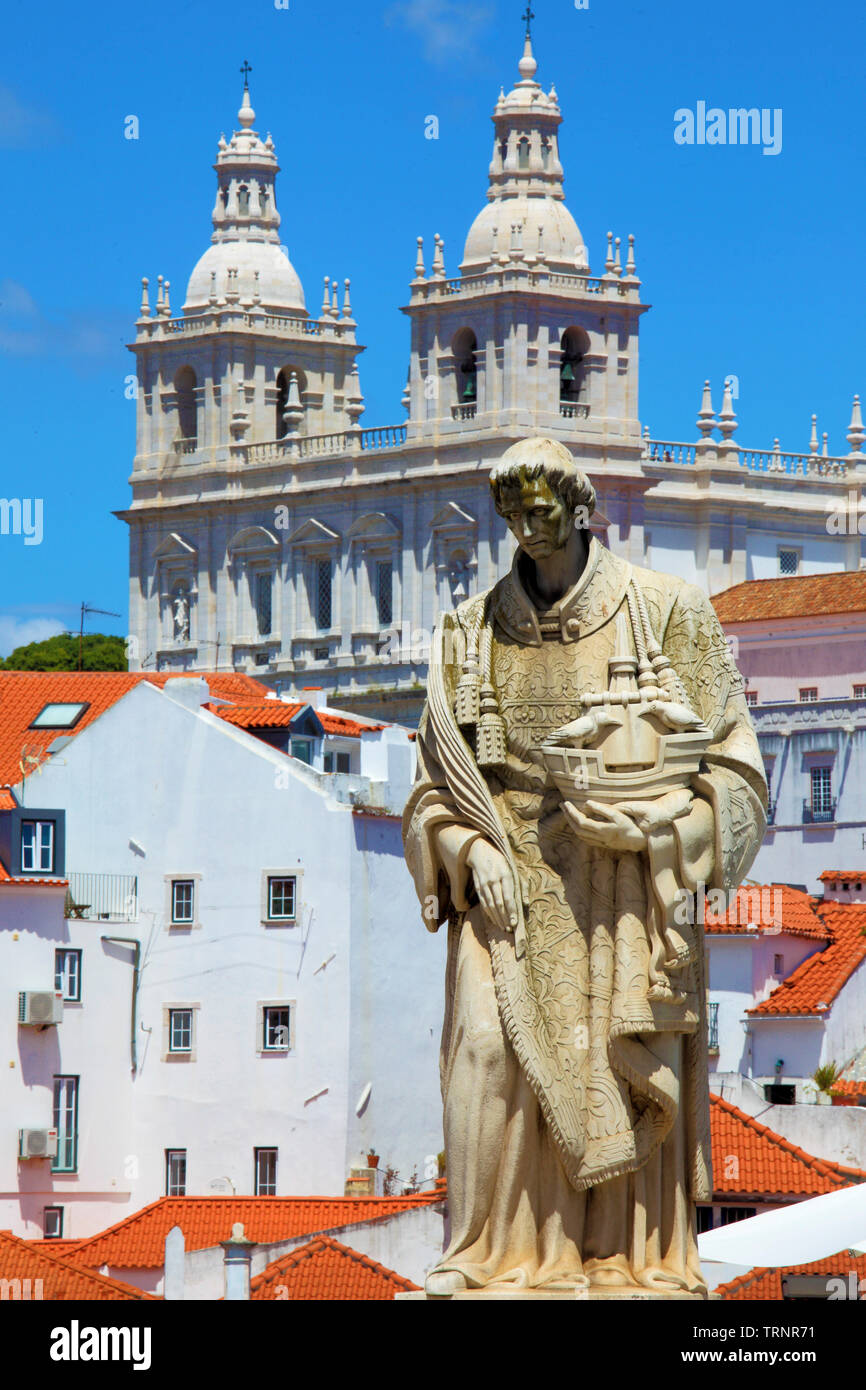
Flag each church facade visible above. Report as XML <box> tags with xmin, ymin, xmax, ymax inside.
<box><xmin>118</xmin><ymin>37</ymin><xmax>866</xmax><ymax>724</ymax></box>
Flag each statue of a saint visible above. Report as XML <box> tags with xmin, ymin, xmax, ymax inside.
<box><xmin>173</xmin><ymin>586</ymin><xmax>190</xmax><ymax>643</ymax></box>
<box><xmin>403</xmin><ymin>437</ymin><xmax>766</xmax><ymax>1299</ymax></box>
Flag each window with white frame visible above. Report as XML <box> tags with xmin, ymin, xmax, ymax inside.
<box><xmin>263</xmin><ymin>1005</ymin><xmax>291</xmax><ymax>1052</ymax></box>
<box><xmin>267</xmin><ymin>876</ymin><xmax>296</xmax><ymax>921</ymax></box>
<box><xmin>168</xmin><ymin>1009</ymin><xmax>193</xmax><ymax>1054</ymax></box>
<box><xmin>255</xmin><ymin>1147</ymin><xmax>278</xmax><ymax>1195</ymax></box>
<box><xmin>778</xmin><ymin>549</ymin><xmax>800</xmax><ymax>576</ymax></box>
<box><xmin>745</xmin><ymin>690</ymin><xmax>758</xmax><ymax>707</ymax></box>
<box><xmin>43</xmin><ymin>1206</ymin><xmax>64</xmax><ymax>1239</ymax></box>
<box><xmin>799</xmin><ymin>687</ymin><xmax>818</xmax><ymax>703</ymax></box>
<box><xmin>55</xmin><ymin>949</ymin><xmax>81</xmax><ymax>1003</ymax></box>
<box><xmin>165</xmin><ymin>1150</ymin><xmax>187</xmax><ymax>1196</ymax></box>
<box><xmin>21</xmin><ymin>820</ymin><xmax>54</xmax><ymax>873</ymax></box>
<box><xmin>324</xmin><ymin>750</ymin><xmax>351</xmax><ymax>774</ymax></box>
<box><xmin>854</xmin><ymin>685</ymin><xmax>866</xmax><ymax>700</ymax></box>
<box><xmin>171</xmin><ymin>880</ymin><xmax>195</xmax><ymax>925</ymax></box>
<box><xmin>52</xmin><ymin>1076</ymin><xmax>78</xmax><ymax>1174</ymax></box>
<box><xmin>810</xmin><ymin>766</ymin><xmax>833</xmax><ymax>818</ymax></box>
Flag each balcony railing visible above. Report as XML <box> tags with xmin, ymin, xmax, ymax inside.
<box><xmin>451</xmin><ymin>405</ymin><xmax>477</xmax><ymax>421</ymax></box>
<box><xmin>65</xmin><ymin>873</ymin><xmax>139</xmax><ymax>923</ymax></box>
<box><xmin>803</xmin><ymin>800</ymin><xmax>836</xmax><ymax>825</ymax></box>
<box><xmin>559</xmin><ymin>402</ymin><xmax>590</xmax><ymax>419</ymax></box>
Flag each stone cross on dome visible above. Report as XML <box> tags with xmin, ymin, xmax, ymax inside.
<box><xmin>522</xmin><ymin>5</ymin><xmax>535</xmax><ymax>37</ymax></box>
<box><xmin>238</xmin><ymin>61</ymin><xmax>255</xmax><ymax>128</ymax></box>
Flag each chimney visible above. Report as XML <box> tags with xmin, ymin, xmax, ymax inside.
<box><xmin>163</xmin><ymin>677</ymin><xmax>210</xmax><ymax>710</ymax></box>
<box><xmin>301</xmin><ymin>686</ymin><xmax>326</xmax><ymax>711</ymax></box>
<box><xmin>164</xmin><ymin>1224</ymin><xmax>185</xmax><ymax>1301</ymax></box>
<box><xmin>221</xmin><ymin>1222</ymin><xmax>256</xmax><ymax>1300</ymax></box>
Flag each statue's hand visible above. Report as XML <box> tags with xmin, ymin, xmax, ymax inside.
<box><xmin>614</xmin><ymin>787</ymin><xmax>695</xmax><ymax>834</ymax></box>
<box><xmin>563</xmin><ymin>801</ymin><xmax>647</xmax><ymax>853</ymax></box>
<box><xmin>466</xmin><ymin>840</ymin><xmax>519</xmax><ymax>933</ymax></box>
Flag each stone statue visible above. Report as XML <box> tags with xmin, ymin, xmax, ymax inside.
<box><xmin>173</xmin><ymin>586</ymin><xmax>190</xmax><ymax>642</ymax></box>
<box><xmin>402</xmin><ymin>437</ymin><xmax>766</xmax><ymax>1299</ymax></box>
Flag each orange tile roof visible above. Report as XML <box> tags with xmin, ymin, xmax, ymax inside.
<box><xmin>0</xmin><ymin>789</ymin><xmax>16</xmax><ymax>810</ymax></box>
<box><xmin>712</xmin><ymin>570</ymin><xmax>866</xmax><ymax>623</ymax></box>
<box><xmin>704</xmin><ymin>884</ymin><xmax>829</xmax><ymax>940</ymax></box>
<box><xmin>0</xmin><ymin>1229</ymin><xmax>153</xmax><ymax>1300</ymax></box>
<box><xmin>65</xmin><ymin>1193</ymin><xmax>444</xmax><ymax>1270</ymax></box>
<box><xmin>0</xmin><ymin>671</ymin><xmax>270</xmax><ymax>788</ymax></box>
<box><xmin>250</xmin><ymin>1235</ymin><xmax>419</xmax><ymax>1300</ymax></box>
<box><xmin>718</xmin><ymin>1251</ymin><xmax>866</xmax><ymax>1301</ymax></box>
<box><xmin>214</xmin><ymin>701</ymin><xmax>304</xmax><ymax>729</ymax></box>
<box><xmin>747</xmin><ymin>903</ymin><xmax>866</xmax><ymax>1016</ymax></box>
<box><xmin>819</xmin><ymin>871</ymin><xmax>866</xmax><ymax>883</ymax></box>
<box><xmin>0</xmin><ymin>857</ymin><xmax>68</xmax><ymax>887</ymax></box>
<box><xmin>212</xmin><ymin>703</ymin><xmax>386</xmax><ymax>739</ymax></box>
<box><xmin>318</xmin><ymin>712</ymin><xmax>385</xmax><ymax>737</ymax></box>
<box><xmin>830</xmin><ymin>1078</ymin><xmax>866</xmax><ymax>1100</ymax></box>
<box><xmin>710</xmin><ymin>1094</ymin><xmax>866</xmax><ymax>1196</ymax></box>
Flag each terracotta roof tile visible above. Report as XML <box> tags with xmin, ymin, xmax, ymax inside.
<box><xmin>830</xmin><ymin>1078</ymin><xmax>866</xmax><ymax>1100</ymax></box>
<box><xmin>819</xmin><ymin>870</ymin><xmax>866</xmax><ymax>883</ymax></box>
<box><xmin>704</xmin><ymin>884</ymin><xmax>829</xmax><ymax>940</ymax></box>
<box><xmin>318</xmin><ymin>713</ymin><xmax>385</xmax><ymax>737</ymax></box>
<box><xmin>0</xmin><ymin>789</ymin><xmax>16</xmax><ymax>810</ymax></box>
<box><xmin>65</xmin><ymin>1193</ymin><xmax>444</xmax><ymax>1270</ymax></box>
<box><xmin>712</xmin><ymin>570</ymin><xmax>866</xmax><ymax>623</ymax></box>
<box><xmin>250</xmin><ymin>1235</ymin><xmax>419</xmax><ymax>1300</ymax></box>
<box><xmin>747</xmin><ymin>903</ymin><xmax>866</xmax><ymax>1016</ymax></box>
<box><xmin>710</xmin><ymin>1093</ymin><xmax>866</xmax><ymax>1196</ymax></box>
<box><xmin>0</xmin><ymin>1229</ymin><xmax>153</xmax><ymax>1300</ymax></box>
<box><xmin>214</xmin><ymin>701</ymin><xmax>304</xmax><ymax>729</ymax></box>
<box><xmin>718</xmin><ymin>1252</ymin><xmax>866</xmax><ymax>1301</ymax></box>
<box><xmin>0</xmin><ymin>672</ymin><xmax>270</xmax><ymax>789</ymax></box>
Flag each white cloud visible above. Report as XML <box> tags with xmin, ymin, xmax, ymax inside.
<box><xmin>385</xmin><ymin>0</ymin><xmax>494</xmax><ymax>64</ymax></box>
<box><xmin>0</xmin><ymin>85</ymin><xmax>61</xmax><ymax>150</ymax></box>
<box><xmin>0</xmin><ymin>616</ymin><xmax>67</xmax><ymax>659</ymax></box>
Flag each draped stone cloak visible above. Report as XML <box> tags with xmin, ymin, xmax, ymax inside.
<box><xmin>403</xmin><ymin>539</ymin><xmax>767</xmax><ymax>1201</ymax></box>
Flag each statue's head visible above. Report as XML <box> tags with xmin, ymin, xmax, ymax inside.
<box><xmin>489</xmin><ymin>437</ymin><xmax>596</xmax><ymax>561</ymax></box>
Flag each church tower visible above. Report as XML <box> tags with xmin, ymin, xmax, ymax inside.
<box><xmin>123</xmin><ymin>71</ymin><xmax>365</xmax><ymax>672</ymax></box>
<box><xmin>403</xmin><ymin>29</ymin><xmax>648</xmax><ymax>476</ymax></box>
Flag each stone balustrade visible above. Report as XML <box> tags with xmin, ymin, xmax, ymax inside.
<box><xmin>645</xmin><ymin>438</ymin><xmax>850</xmax><ymax>479</ymax></box>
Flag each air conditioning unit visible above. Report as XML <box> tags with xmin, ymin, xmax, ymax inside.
<box><xmin>19</xmin><ymin>1128</ymin><xmax>58</xmax><ymax>1160</ymax></box>
<box><xmin>18</xmin><ymin>991</ymin><xmax>63</xmax><ymax>1026</ymax></box>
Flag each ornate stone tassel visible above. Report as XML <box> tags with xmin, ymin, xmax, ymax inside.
<box><xmin>475</xmin><ymin>621</ymin><xmax>507</xmax><ymax>768</ymax></box>
<box><xmin>454</xmin><ymin>617</ymin><xmax>482</xmax><ymax>730</ymax></box>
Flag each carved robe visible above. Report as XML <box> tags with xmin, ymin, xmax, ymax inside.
<box><xmin>403</xmin><ymin>538</ymin><xmax>767</xmax><ymax>1292</ymax></box>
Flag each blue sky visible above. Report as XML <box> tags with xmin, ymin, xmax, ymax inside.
<box><xmin>0</xmin><ymin>0</ymin><xmax>863</xmax><ymax>654</ymax></box>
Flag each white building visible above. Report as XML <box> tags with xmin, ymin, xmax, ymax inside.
<box><xmin>0</xmin><ymin>672</ymin><xmax>443</xmax><ymax>1242</ymax></box>
<box><xmin>119</xmin><ymin>34</ymin><xmax>866</xmax><ymax>724</ymax></box>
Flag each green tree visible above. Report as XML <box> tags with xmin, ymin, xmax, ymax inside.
<box><xmin>0</xmin><ymin>633</ymin><xmax>128</xmax><ymax>672</ymax></box>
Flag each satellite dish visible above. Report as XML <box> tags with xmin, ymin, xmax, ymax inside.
<box><xmin>355</xmin><ymin>1082</ymin><xmax>372</xmax><ymax>1117</ymax></box>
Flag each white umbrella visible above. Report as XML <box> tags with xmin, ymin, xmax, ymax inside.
<box><xmin>699</xmin><ymin>1181</ymin><xmax>866</xmax><ymax>1268</ymax></box>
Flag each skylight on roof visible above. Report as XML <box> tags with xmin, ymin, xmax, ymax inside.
<box><xmin>29</xmin><ymin>702</ymin><xmax>90</xmax><ymax>730</ymax></box>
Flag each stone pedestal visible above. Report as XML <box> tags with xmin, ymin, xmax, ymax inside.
<box><xmin>397</xmin><ymin>1288</ymin><xmax>716</xmax><ymax>1302</ymax></box>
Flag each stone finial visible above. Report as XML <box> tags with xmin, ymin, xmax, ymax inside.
<box><xmin>402</xmin><ymin>372</ymin><xmax>411</xmax><ymax>414</ymax></box>
<box><xmin>331</xmin><ymin>279</ymin><xmax>340</xmax><ymax>317</ymax></box>
<box><xmin>614</xmin><ymin>236</ymin><xmax>622</xmax><ymax>276</ymax></box>
<box><xmin>414</xmin><ymin>236</ymin><xmax>426</xmax><ymax>280</ymax></box>
<box><xmin>139</xmin><ymin>277</ymin><xmax>150</xmax><ymax>318</ymax></box>
<box><xmin>162</xmin><ymin>280</ymin><xmax>171</xmax><ymax>316</ymax></box>
<box><xmin>342</xmin><ymin>278</ymin><xmax>353</xmax><ymax>320</ymax></box>
<box><xmin>605</xmin><ymin>232</ymin><xmax>615</xmax><ymax>273</ymax></box>
<box><xmin>432</xmin><ymin>234</ymin><xmax>445</xmax><ymax>279</ymax></box>
<box><xmin>847</xmin><ymin>393</ymin><xmax>865</xmax><ymax>455</ymax></box>
<box><xmin>156</xmin><ymin>274</ymin><xmax>164</xmax><ymax>314</ymax></box>
<box><xmin>697</xmin><ymin>380</ymin><xmax>716</xmax><ymax>439</ymax></box>
<box><xmin>809</xmin><ymin>413</ymin><xmax>819</xmax><ymax>455</ymax></box>
<box><xmin>238</xmin><ymin>64</ymin><xmax>255</xmax><ymax>130</ymax></box>
<box><xmin>346</xmin><ymin>363</ymin><xmax>365</xmax><ymax>426</ymax></box>
<box><xmin>321</xmin><ymin>275</ymin><xmax>331</xmax><ymax>316</ymax></box>
<box><xmin>822</xmin><ymin>431</ymin><xmax>829</xmax><ymax>457</ymax></box>
<box><xmin>625</xmin><ymin>234</ymin><xmax>637</xmax><ymax>278</ymax></box>
<box><xmin>718</xmin><ymin>378</ymin><xmax>738</xmax><ymax>441</ymax></box>
<box><xmin>518</xmin><ymin>34</ymin><xmax>538</xmax><ymax>84</ymax></box>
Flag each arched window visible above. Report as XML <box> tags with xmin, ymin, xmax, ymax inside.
<box><xmin>559</xmin><ymin>329</ymin><xmax>589</xmax><ymax>405</ymax></box>
<box><xmin>452</xmin><ymin>329</ymin><xmax>478</xmax><ymax>408</ymax></box>
<box><xmin>175</xmin><ymin>367</ymin><xmax>197</xmax><ymax>444</ymax></box>
<box><xmin>237</xmin><ymin>184</ymin><xmax>250</xmax><ymax>215</ymax></box>
<box><xmin>518</xmin><ymin>138</ymin><xmax>530</xmax><ymax>170</ymax></box>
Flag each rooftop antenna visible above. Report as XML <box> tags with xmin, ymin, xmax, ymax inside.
<box><xmin>79</xmin><ymin>602</ymin><xmax>122</xmax><ymax>671</ymax></box>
